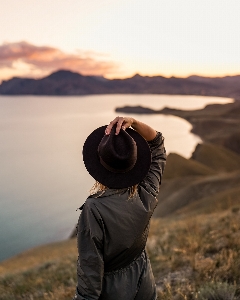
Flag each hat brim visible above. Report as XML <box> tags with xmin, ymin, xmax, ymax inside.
<box><xmin>83</xmin><ymin>126</ymin><xmax>151</xmax><ymax>189</ymax></box>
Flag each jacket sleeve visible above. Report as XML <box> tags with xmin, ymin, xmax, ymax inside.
<box><xmin>73</xmin><ymin>201</ymin><xmax>104</xmax><ymax>300</ymax></box>
<box><xmin>138</xmin><ymin>131</ymin><xmax>166</xmax><ymax>202</ymax></box>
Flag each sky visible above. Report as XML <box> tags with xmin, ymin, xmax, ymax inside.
<box><xmin>0</xmin><ymin>0</ymin><xmax>240</xmax><ymax>81</ymax></box>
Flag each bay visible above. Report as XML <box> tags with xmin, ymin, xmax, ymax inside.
<box><xmin>0</xmin><ymin>94</ymin><xmax>232</xmax><ymax>262</ymax></box>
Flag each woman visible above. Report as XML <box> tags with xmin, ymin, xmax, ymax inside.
<box><xmin>73</xmin><ymin>116</ymin><xmax>166</xmax><ymax>300</ymax></box>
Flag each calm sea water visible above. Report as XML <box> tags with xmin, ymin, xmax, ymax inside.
<box><xmin>0</xmin><ymin>94</ymin><xmax>233</xmax><ymax>262</ymax></box>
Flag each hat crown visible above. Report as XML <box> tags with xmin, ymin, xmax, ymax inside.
<box><xmin>82</xmin><ymin>125</ymin><xmax>151</xmax><ymax>189</ymax></box>
<box><xmin>98</xmin><ymin>125</ymin><xmax>137</xmax><ymax>173</ymax></box>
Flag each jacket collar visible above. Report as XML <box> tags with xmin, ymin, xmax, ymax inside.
<box><xmin>90</xmin><ymin>188</ymin><xmax>128</xmax><ymax>198</ymax></box>
<box><xmin>78</xmin><ymin>188</ymin><xmax>128</xmax><ymax>210</ymax></box>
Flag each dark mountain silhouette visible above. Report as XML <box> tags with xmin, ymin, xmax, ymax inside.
<box><xmin>0</xmin><ymin>70</ymin><xmax>110</xmax><ymax>95</ymax></box>
<box><xmin>0</xmin><ymin>69</ymin><xmax>240</xmax><ymax>97</ymax></box>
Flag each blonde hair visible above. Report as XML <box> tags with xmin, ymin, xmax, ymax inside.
<box><xmin>90</xmin><ymin>181</ymin><xmax>138</xmax><ymax>200</ymax></box>
<box><xmin>90</xmin><ymin>181</ymin><xmax>107</xmax><ymax>197</ymax></box>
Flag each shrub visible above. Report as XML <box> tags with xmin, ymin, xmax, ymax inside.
<box><xmin>197</xmin><ymin>281</ymin><xmax>239</xmax><ymax>300</ymax></box>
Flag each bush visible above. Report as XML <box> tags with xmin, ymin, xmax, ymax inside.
<box><xmin>197</xmin><ymin>281</ymin><xmax>239</xmax><ymax>300</ymax></box>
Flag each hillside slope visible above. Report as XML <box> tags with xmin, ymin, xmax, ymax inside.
<box><xmin>191</xmin><ymin>143</ymin><xmax>240</xmax><ymax>172</ymax></box>
<box><xmin>175</xmin><ymin>186</ymin><xmax>240</xmax><ymax>216</ymax></box>
<box><xmin>163</xmin><ymin>153</ymin><xmax>216</xmax><ymax>179</ymax></box>
<box><xmin>155</xmin><ymin>171</ymin><xmax>240</xmax><ymax>217</ymax></box>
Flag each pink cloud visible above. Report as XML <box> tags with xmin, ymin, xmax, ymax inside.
<box><xmin>0</xmin><ymin>41</ymin><xmax>118</xmax><ymax>77</ymax></box>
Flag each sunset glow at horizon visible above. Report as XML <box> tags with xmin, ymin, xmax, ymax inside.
<box><xmin>0</xmin><ymin>0</ymin><xmax>239</xmax><ymax>81</ymax></box>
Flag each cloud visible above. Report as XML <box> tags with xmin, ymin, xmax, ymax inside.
<box><xmin>0</xmin><ymin>41</ymin><xmax>118</xmax><ymax>78</ymax></box>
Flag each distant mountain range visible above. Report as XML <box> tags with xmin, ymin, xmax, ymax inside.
<box><xmin>0</xmin><ymin>69</ymin><xmax>240</xmax><ymax>98</ymax></box>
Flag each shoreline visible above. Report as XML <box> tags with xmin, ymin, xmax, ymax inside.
<box><xmin>116</xmin><ymin>98</ymin><xmax>240</xmax><ymax>155</ymax></box>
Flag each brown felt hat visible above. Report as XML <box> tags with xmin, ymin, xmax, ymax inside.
<box><xmin>82</xmin><ymin>124</ymin><xmax>151</xmax><ymax>188</ymax></box>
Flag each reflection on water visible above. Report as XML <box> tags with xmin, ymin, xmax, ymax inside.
<box><xmin>0</xmin><ymin>95</ymin><xmax>233</xmax><ymax>261</ymax></box>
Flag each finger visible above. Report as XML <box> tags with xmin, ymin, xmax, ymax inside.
<box><xmin>115</xmin><ymin>117</ymin><xmax>124</xmax><ymax>135</ymax></box>
<box><xmin>105</xmin><ymin>117</ymin><xmax>119</xmax><ymax>135</ymax></box>
<box><xmin>121</xmin><ymin>120</ymin><xmax>127</xmax><ymax>130</ymax></box>
<box><xmin>121</xmin><ymin>118</ymin><xmax>131</xmax><ymax>130</ymax></box>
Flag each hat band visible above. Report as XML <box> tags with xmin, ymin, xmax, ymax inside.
<box><xmin>99</xmin><ymin>156</ymin><xmax>136</xmax><ymax>174</ymax></box>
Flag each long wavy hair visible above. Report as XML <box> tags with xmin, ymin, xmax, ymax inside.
<box><xmin>90</xmin><ymin>181</ymin><xmax>138</xmax><ymax>199</ymax></box>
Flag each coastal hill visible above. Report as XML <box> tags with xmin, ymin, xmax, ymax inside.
<box><xmin>116</xmin><ymin>100</ymin><xmax>240</xmax><ymax>155</ymax></box>
<box><xmin>0</xmin><ymin>69</ymin><xmax>240</xmax><ymax>98</ymax></box>
<box><xmin>116</xmin><ymin>101</ymin><xmax>240</xmax><ymax>220</ymax></box>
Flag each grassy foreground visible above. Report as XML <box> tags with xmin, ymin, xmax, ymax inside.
<box><xmin>148</xmin><ymin>209</ymin><xmax>240</xmax><ymax>299</ymax></box>
<box><xmin>0</xmin><ymin>207</ymin><xmax>240</xmax><ymax>299</ymax></box>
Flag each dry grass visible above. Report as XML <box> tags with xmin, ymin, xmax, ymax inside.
<box><xmin>147</xmin><ymin>209</ymin><xmax>240</xmax><ymax>299</ymax></box>
<box><xmin>0</xmin><ymin>256</ymin><xmax>77</xmax><ymax>299</ymax></box>
<box><xmin>0</xmin><ymin>208</ymin><xmax>240</xmax><ymax>299</ymax></box>
<box><xmin>0</xmin><ymin>239</ymin><xmax>77</xmax><ymax>276</ymax></box>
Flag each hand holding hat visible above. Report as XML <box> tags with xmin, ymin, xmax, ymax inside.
<box><xmin>105</xmin><ymin>116</ymin><xmax>157</xmax><ymax>141</ymax></box>
<box><xmin>105</xmin><ymin>116</ymin><xmax>134</xmax><ymax>136</ymax></box>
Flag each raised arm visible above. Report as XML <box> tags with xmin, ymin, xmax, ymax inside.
<box><xmin>139</xmin><ymin>131</ymin><xmax>166</xmax><ymax>199</ymax></box>
<box><xmin>106</xmin><ymin>116</ymin><xmax>166</xmax><ymax>199</ymax></box>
